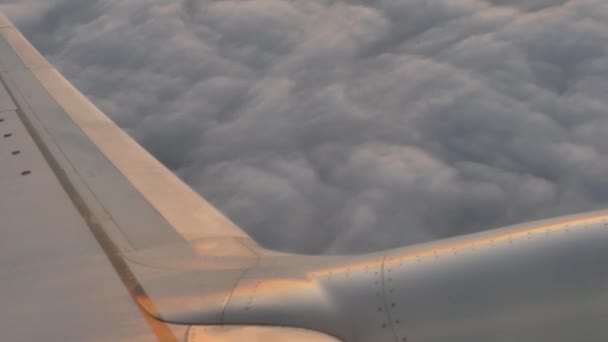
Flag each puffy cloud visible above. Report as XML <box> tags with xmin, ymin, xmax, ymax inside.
<box><xmin>3</xmin><ymin>0</ymin><xmax>608</xmax><ymax>253</ymax></box>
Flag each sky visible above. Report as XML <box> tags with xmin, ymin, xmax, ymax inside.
<box><xmin>2</xmin><ymin>0</ymin><xmax>608</xmax><ymax>254</ymax></box>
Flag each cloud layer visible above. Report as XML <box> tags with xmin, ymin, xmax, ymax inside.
<box><xmin>3</xmin><ymin>0</ymin><xmax>608</xmax><ymax>254</ymax></box>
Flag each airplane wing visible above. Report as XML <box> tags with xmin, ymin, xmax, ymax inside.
<box><xmin>1</xmin><ymin>10</ymin><xmax>608</xmax><ymax>342</ymax></box>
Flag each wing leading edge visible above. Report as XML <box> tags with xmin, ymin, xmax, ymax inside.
<box><xmin>2</xmin><ymin>9</ymin><xmax>608</xmax><ymax>342</ymax></box>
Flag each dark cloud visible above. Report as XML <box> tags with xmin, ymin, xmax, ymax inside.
<box><xmin>3</xmin><ymin>0</ymin><xmax>608</xmax><ymax>254</ymax></box>
<box><xmin>485</xmin><ymin>0</ymin><xmax>569</xmax><ymax>11</ymax></box>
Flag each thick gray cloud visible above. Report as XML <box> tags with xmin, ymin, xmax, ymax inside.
<box><xmin>2</xmin><ymin>0</ymin><xmax>608</xmax><ymax>254</ymax></box>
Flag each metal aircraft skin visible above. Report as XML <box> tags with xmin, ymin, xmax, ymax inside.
<box><xmin>0</xmin><ymin>10</ymin><xmax>607</xmax><ymax>342</ymax></box>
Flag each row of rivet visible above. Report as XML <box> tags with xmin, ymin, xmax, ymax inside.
<box><xmin>1</xmin><ymin>113</ymin><xmax>29</xmax><ymax>176</ymax></box>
